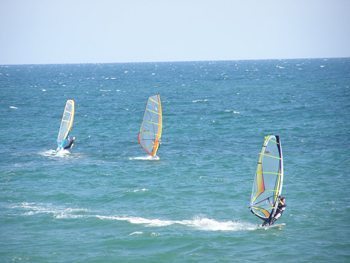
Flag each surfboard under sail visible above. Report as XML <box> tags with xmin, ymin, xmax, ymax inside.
<box><xmin>57</xmin><ymin>99</ymin><xmax>75</xmax><ymax>149</ymax></box>
<box><xmin>250</xmin><ymin>135</ymin><xmax>284</xmax><ymax>223</ymax></box>
<box><xmin>138</xmin><ymin>95</ymin><xmax>162</xmax><ymax>157</ymax></box>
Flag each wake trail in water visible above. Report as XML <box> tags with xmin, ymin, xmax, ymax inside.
<box><xmin>129</xmin><ymin>155</ymin><xmax>160</xmax><ymax>161</ymax></box>
<box><xmin>11</xmin><ymin>202</ymin><xmax>257</xmax><ymax>232</ymax></box>
<box><xmin>39</xmin><ymin>149</ymin><xmax>70</xmax><ymax>158</ymax></box>
<box><xmin>38</xmin><ymin>149</ymin><xmax>83</xmax><ymax>159</ymax></box>
<box><xmin>97</xmin><ymin>215</ymin><xmax>257</xmax><ymax>231</ymax></box>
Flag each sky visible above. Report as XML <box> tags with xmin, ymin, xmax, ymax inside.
<box><xmin>0</xmin><ymin>0</ymin><xmax>350</xmax><ymax>64</ymax></box>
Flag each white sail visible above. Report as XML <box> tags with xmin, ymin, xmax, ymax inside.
<box><xmin>57</xmin><ymin>100</ymin><xmax>75</xmax><ymax>148</ymax></box>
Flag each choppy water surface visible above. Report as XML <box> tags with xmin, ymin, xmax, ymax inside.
<box><xmin>0</xmin><ymin>59</ymin><xmax>349</xmax><ymax>262</ymax></box>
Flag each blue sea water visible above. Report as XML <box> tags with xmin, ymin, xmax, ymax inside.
<box><xmin>0</xmin><ymin>58</ymin><xmax>349</xmax><ymax>262</ymax></box>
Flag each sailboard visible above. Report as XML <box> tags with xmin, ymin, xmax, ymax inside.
<box><xmin>259</xmin><ymin>223</ymin><xmax>286</xmax><ymax>230</ymax></box>
<box><xmin>250</xmin><ymin>135</ymin><xmax>284</xmax><ymax>224</ymax></box>
<box><xmin>57</xmin><ymin>99</ymin><xmax>75</xmax><ymax>150</ymax></box>
<box><xmin>138</xmin><ymin>95</ymin><xmax>162</xmax><ymax>158</ymax></box>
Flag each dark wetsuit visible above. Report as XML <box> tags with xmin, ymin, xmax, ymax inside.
<box><xmin>275</xmin><ymin>201</ymin><xmax>286</xmax><ymax>217</ymax></box>
<box><xmin>263</xmin><ymin>199</ymin><xmax>286</xmax><ymax>226</ymax></box>
<box><xmin>63</xmin><ymin>137</ymin><xmax>75</xmax><ymax>150</ymax></box>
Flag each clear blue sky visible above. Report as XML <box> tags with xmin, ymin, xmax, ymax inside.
<box><xmin>1</xmin><ymin>0</ymin><xmax>349</xmax><ymax>64</ymax></box>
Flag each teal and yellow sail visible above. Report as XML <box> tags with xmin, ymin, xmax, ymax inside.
<box><xmin>250</xmin><ymin>135</ymin><xmax>284</xmax><ymax>221</ymax></box>
<box><xmin>138</xmin><ymin>95</ymin><xmax>162</xmax><ymax>157</ymax></box>
<box><xmin>57</xmin><ymin>100</ymin><xmax>75</xmax><ymax>149</ymax></box>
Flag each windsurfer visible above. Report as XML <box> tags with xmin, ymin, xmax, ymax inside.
<box><xmin>63</xmin><ymin>136</ymin><xmax>75</xmax><ymax>150</ymax></box>
<box><xmin>263</xmin><ymin>196</ymin><xmax>286</xmax><ymax>226</ymax></box>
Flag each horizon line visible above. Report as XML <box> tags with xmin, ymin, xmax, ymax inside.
<box><xmin>1</xmin><ymin>56</ymin><xmax>349</xmax><ymax>66</ymax></box>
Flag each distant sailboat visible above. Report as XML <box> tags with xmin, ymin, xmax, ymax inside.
<box><xmin>249</xmin><ymin>135</ymin><xmax>284</xmax><ymax>225</ymax></box>
<box><xmin>56</xmin><ymin>99</ymin><xmax>75</xmax><ymax>152</ymax></box>
<box><xmin>138</xmin><ymin>95</ymin><xmax>162</xmax><ymax>159</ymax></box>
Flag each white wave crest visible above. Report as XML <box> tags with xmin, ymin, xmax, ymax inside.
<box><xmin>13</xmin><ymin>202</ymin><xmax>88</xmax><ymax>219</ymax></box>
<box><xmin>9</xmin><ymin>106</ymin><xmax>18</xmax><ymax>109</ymax></box>
<box><xmin>129</xmin><ymin>231</ymin><xmax>143</xmax><ymax>236</ymax></box>
<box><xmin>128</xmin><ymin>188</ymin><xmax>149</xmax><ymax>193</ymax></box>
<box><xmin>192</xmin><ymin>99</ymin><xmax>209</xmax><ymax>103</ymax></box>
<box><xmin>224</xmin><ymin>109</ymin><xmax>240</xmax><ymax>114</ymax></box>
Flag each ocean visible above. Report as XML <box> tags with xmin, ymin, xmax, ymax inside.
<box><xmin>0</xmin><ymin>58</ymin><xmax>349</xmax><ymax>262</ymax></box>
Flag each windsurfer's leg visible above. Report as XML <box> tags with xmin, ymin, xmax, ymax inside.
<box><xmin>274</xmin><ymin>213</ymin><xmax>281</xmax><ymax>220</ymax></box>
<box><xmin>270</xmin><ymin>213</ymin><xmax>281</xmax><ymax>225</ymax></box>
<box><xmin>263</xmin><ymin>213</ymin><xmax>273</xmax><ymax>226</ymax></box>
<box><xmin>264</xmin><ymin>212</ymin><xmax>275</xmax><ymax>226</ymax></box>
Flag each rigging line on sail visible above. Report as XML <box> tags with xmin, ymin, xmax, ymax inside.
<box><xmin>146</xmin><ymin>120</ymin><xmax>162</xmax><ymax>126</ymax></box>
<box><xmin>149</xmin><ymin>97</ymin><xmax>159</xmax><ymax>104</ymax></box>
<box><xmin>263</xmin><ymin>171</ymin><xmax>281</xmax><ymax>175</ymax></box>
<box><xmin>259</xmin><ymin>153</ymin><xmax>281</xmax><ymax>160</ymax></box>
<box><xmin>146</xmin><ymin>108</ymin><xmax>161</xmax><ymax>115</ymax></box>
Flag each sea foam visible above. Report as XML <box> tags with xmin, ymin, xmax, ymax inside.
<box><xmin>96</xmin><ymin>215</ymin><xmax>257</xmax><ymax>231</ymax></box>
<box><xmin>12</xmin><ymin>202</ymin><xmax>257</xmax><ymax>232</ymax></box>
<box><xmin>12</xmin><ymin>202</ymin><xmax>88</xmax><ymax>219</ymax></box>
<box><xmin>39</xmin><ymin>149</ymin><xmax>70</xmax><ymax>158</ymax></box>
<box><xmin>129</xmin><ymin>155</ymin><xmax>160</xmax><ymax>161</ymax></box>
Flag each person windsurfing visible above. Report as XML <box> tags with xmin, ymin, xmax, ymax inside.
<box><xmin>262</xmin><ymin>196</ymin><xmax>286</xmax><ymax>226</ymax></box>
<box><xmin>57</xmin><ymin>135</ymin><xmax>75</xmax><ymax>151</ymax></box>
<box><xmin>63</xmin><ymin>136</ymin><xmax>75</xmax><ymax>150</ymax></box>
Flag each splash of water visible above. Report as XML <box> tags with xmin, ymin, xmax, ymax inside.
<box><xmin>13</xmin><ymin>202</ymin><xmax>258</xmax><ymax>232</ymax></box>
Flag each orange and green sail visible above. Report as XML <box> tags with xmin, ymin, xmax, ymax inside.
<box><xmin>138</xmin><ymin>95</ymin><xmax>162</xmax><ymax>157</ymax></box>
<box><xmin>250</xmin><ymin>135</ymin><xmax>284</xmax><ymax>221</ymax></box>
